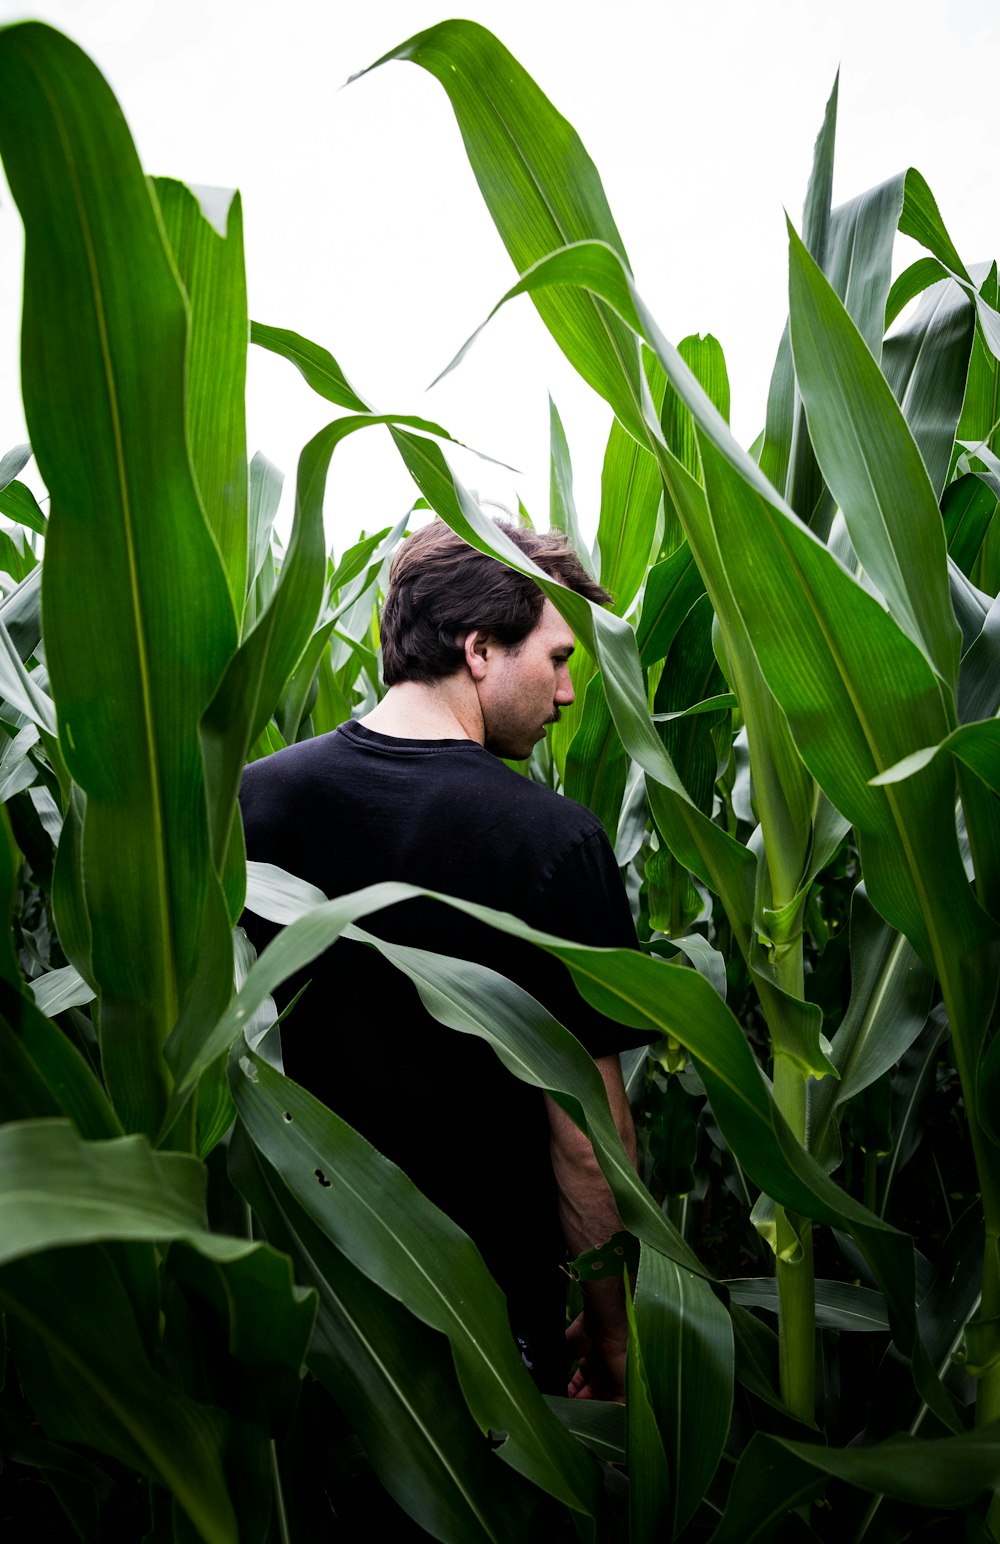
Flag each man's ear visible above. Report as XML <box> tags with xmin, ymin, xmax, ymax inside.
<box><xmin>463</xmin><ymin>629</ymin><xmax>490</xmax><ymax>681</ymax></box>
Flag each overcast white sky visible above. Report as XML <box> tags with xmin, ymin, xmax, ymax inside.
<box><xmin>0</xmin><ymin>0</ymin><xmax>996</xmax><ymax>554</ymax></box>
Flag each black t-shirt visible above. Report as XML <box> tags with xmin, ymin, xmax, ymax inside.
<box><xmin>239</xmin><ymin>722</ymin><xmax>646</xmax><ymax>1365</ymax></box>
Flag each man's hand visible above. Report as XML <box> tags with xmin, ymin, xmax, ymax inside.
<box><xmin>566</xmin><ymin>1308</ymin><xmax>628</xmax><ymax>1402</ymax></box>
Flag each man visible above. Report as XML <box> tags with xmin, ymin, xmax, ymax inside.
<box><xmin>240</xmin><ymin>518</ymin><xmax>649</xmax><ymax>1399</ymax></box>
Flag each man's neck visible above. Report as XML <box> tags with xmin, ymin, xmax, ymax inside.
<box><xmin>359</xmin><ymin>677</ymin><xmax>484</xmax><ymax>744</ymax></box>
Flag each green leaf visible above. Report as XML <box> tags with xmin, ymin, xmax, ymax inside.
<box><xmin>387</xmin><ymin>424</ymin><xmax>759</xmax><ymax>958</ymax></box>
<box><xmin>365</xmin><ymin>21</ymin><xmax>649</xmax><ymax>445</ymax></box>
<box><xmin>230</xmin><ymin>1130</ymin><xmax>544</xmax><ymax>1543</ymax></box>
<box><xmin>0</xmin><ymin>479</ymin><xmax>46</xmax><ymax>535</ymax></box>
<box><xmin>548</xmin><ymin>395</ymin><xmax>594</xmax><ymax>574</ymax></box>
<box><xmin>543</xmin><ymin>1396</ymin><xmax>624</xmax><ymax>1464</ymax></box>
<box><xmin>596</xmin><ymin>419</ymin><xmax>663</xmax><ymax>615</ymax></box>
<box><xmin>943</xmin><ymin>474</ymin><xmax>999</xmax><ymax>577</ymax></box>
<box><xmin>729</xmin><ymin>1304</ymin><xmax>786</xmax><ymax>1415</ymax></box>
<box><xmin>0</xmin><ymin>800</ymin><xmax>20</xmax><ymax>988</ymax></box>
<box><xmin>245</xmin><ymin>861</ymin><xmax>326</xmax><ymax>922</ymax></box>
<box><xmin>199</xmin><ymin>417</ymin><xmax>409</xmax><ymax>922</ymax></box>
<box><xmin>956</xmin><ymin>261</ymin><xmax>1000</xmax><ymax>481</ymax></box>
<box><xmin>0</xmin><ymin>610</ymin><xmax>56</xmax><ymax>734</ymax></box>
<box><xmin>244</xmin><ymin>451</ymin><xmax>284</xmax><ymax>627</ymax></box>
<box><xmin>164</xmin><ymin>1239</ymin><xmax>316</xmax><ymax>1435</ymax></box>
<box><xmin>51</xmin><ymin>783</ymin><xmax>94</xmax><ymax>992</ymax></box>
<box><xmin>250</xmin><ymin>320</ymin><xmax>370</xmax><ymax>413</ymax></box>
<box><xmin>713</xmin><ymin>1422</ymin><xmax>1000</xmax><ymax>1538</ymax></box>
<box><xmin>1</xmin><ymin>1244</ymin><xmax>238</xmax><ymax>1542</ymax></box>
<box><xmin>708</xmin><ymin>1430</ymin><xmax>830</xmax><ymax>1542</ymax></box>
<box><xmin>810</xmin><ymin>887</ymin><xmax>934</xmax><ymax>1169</ymax></box>
<box><xmin>1</xmin><ymin>565</ymin><xmax>42</xmax><ymax>662</ymax></box>
<box><xmin>652</xmin><ymin>595</ymin><xmax>728</xmax><ymax>818</ymax></box>
<box><xmin>635</xmin><ymin>544</ymin><xmax>704</xmax><ymax>667</ymax></box>
<box><xmin>29</xmin><ymin>964</ymin><xmax>95</xmax><ymax>1017</ymax></box>
<box><xmin>827</xmin><ymin>176</ymin><xmax>906</xmax><ymax>358</ymax></box>
<box><xmin>885</xmin><ymin>255</ymin><xmax>950</xmax><ymax>328</ymax></box>
<box><xmin>228</xmin><ymin>1049</ymin><xmax>603</xmax><ymax>1523</ymax></box>
<box><xmin>0</xmin><ymin>442</ymin><xmax>32</xmax><ymax>489</ymax></box>
<box><xmin>727</xmin><ymin>1277</ymin><xmax>889</xmax><ymax>1332</ymax></box>
<box><xmin>899</xmin><ymin>168</ymin><xmax>971</xmax><ymax>285</ymax></box>
<box><xmin>872</xmin><ymin>718</ymin><xmax>1000</xmax><ymax>794</ymax></box>
<box><xmin>661</xmin><ymin>333</ymin><xmax>730</xmax><ymax>485</ymax></box>
<box><xmin>0</xmin><ymin>723</ymin><xmax>37</xmax><ymax>805</ymax></box>
<box><xmin>787</xmin><ymin>218</ymin><xmax>961</xmax><ymax>690</ymax></box>
<box><xmin>0</xmin><ymin>982</ymin><xmax>118</xmax><ymax>1137</ymax></box>
<box><xmin>0</xmin><ymin>22</ymin><xmax>238</xmax><ymax>1134</ymax></box>
<box><xmin>0</xmin><ymin>1118</ymin><xmax>231</xmax><ymax>1262</ymax></box>
<box><xmin>624</xmin><ymin>1274</ymin><xmax>671</xmax><ymax>1542</ymax></box>
<box><xmin>328</xmin><ymin>524</ymin><xmax>394</xmax><ymax>594</ymax></box>
<box><xmin>882</xmin><ymin>274</ymin><xmax>975</xmax><ymax>500</ymax></box>
<box><xmin>274</xmin><ymin>619</ymin><xmax>337</xmax><ymax>744</ymax></box>
<box><xmin>503</xmin><ymin>232</ymin><xmax>996</xmax><ymax>1056</ymax></box>
<box><xmin>348</xmin><ymin>928</ymin><xmax>704</xmax><ymax>1278</ymax></box>
<box><xmin>632</xmin><ymin>1246</ymin><xmax>732</xmax><ymax>1538</ymax></box>
<box><xmin>233</xmin><ymin>872</ymin><xmax>952</xmax><ymax>1423</ymax></box>
<box><xmin>759</xmin><ymin>71</ymin><xmax>838</xmax><ymax>508</ymax></box>
<box><xmin>563</xmin><ymin>670</ymin><xmax>626</xmax><ymax>845</ymax></box>
<box><xmin>0</xmin><ymin>523</ymin><xmax>38</xmax><ymax>585</ymax></box>
<box><xmin>156</xmin><ymin>180</ymin><xmax>248</xmax><ymax>614</ymax></box>
<box><xmin>391</xmin><ymin>424</ymin><xmax>835</xmax><ymax>1086</ymax></box>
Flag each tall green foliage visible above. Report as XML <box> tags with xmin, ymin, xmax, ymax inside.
<box><xmin>0</xmin><ymin>16</ymin><xmax>998</xmax><ymax>1543</ymax></box>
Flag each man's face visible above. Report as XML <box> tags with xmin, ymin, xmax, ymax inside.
<box><xmin>476</xmin><ymin>598</ymin><xmax>576</xmax><ymax>761</ymax></box>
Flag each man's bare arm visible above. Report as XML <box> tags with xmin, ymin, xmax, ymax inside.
<box><xmin>545</xmin><ymin>1052</ymin><xmax>639</xmax><ymax>1401</ymax></box>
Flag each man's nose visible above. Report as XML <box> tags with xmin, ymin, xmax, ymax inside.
<box><xmin>556</xmin><ymin>668</ymin><xmax>574</xmax><ymax>705</ymax></box>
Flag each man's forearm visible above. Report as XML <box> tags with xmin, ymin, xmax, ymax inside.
<box><xmin>545</xmin><ymin>1051</ymin><xmax>638</xmax><ymax>1246</ymax></box>
<box><xmin>545</xmin><ymin>1055</ymin><xmax>639</xmax><ymax>1395</ymax></box>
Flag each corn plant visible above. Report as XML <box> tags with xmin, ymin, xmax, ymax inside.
<box><xmin>0</xmin><ymin>16</ymin><xmax>998</xmax><ymax>1544</ymax></box>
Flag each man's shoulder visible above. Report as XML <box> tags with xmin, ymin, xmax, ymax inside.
<box><xmin>239</xmin><ymin>723</ymin><xmax>605</xmax><ymax>853</ymax></box>
<box><xmin>239</xmin><ymin>731</ymin><xmax>342</xmax><ymax>815</ymax></box>
<box><xmin>493</xmin><ymin>764</ymin><xmax>600</xmax><ymax>831</ymax></box>
<box><xmin>470</xmin><ymin>760</ymin><xmax>609</xmax><ymax>873</ymax></box>
<box><xmin>242</xmin><ymin>732</ymin><xmax>340</xmax><ymax>779</ymax></box>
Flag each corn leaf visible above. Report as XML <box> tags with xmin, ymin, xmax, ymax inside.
<box><xmin>231</xmin><ymin>1128</ymin><xmax>549</xmax><ymax>1544</ymax></box>
<box><xmin>229</xmin><ymin>1047</ymin><xmax>603</xmax><ymax>1524</ymax></box>
<box><xmin>631</xmin><ymin>1245</ymin><xmax>733</xmax><ymax>1538</ymax></box>
<box><xmin>231</xmin><ymin>872</ymin><xmax>953</xmax><ymax>1424</ymax></box>
<box><xmin>0</xmin><ymin>479</ymin><xmax>45</xmax><ymax>535</ymax></box>
<box><xmin>0</xmin><ymin>22</ymin><xmax>238</xmax><ymax>1134</ymax></box>
<box><xmin>1</xmin><ymin>1246</ymin><xmax>238</xmax><ymax>1543</ymax></box>
<box><xmin>636</xmin><ymin>544</ymin><xmax>703</xmax><ymax>667</ymax></box>
<box><xmin>712</xmin><ymin>1424</ymin><xmax>1000</xmax><ymax>1541</ymax></box>
<box><xmin>250</xmin><ymin>320</ymin><xmax>370</xmax><ymax>413</ymax></box>
<box><xmin>596</xmin><ymin>419</ymin><xmax>663</xmax><ymax>615</ymax></box>
<box><xmin>156</xmin><ymin>179</ymin><xmax>248</xmax><ymax>614</ymax></box>
<box><xmin>882</xmin><ymin>274</ymin><xmax>975</xmax><ymax>501</ymax></box>
<box><xmin>362</xmin><ymin>20</ymin><xmax>649</xmax><ymax>445</ymax></box>
<box><xmin>462</xmin><ymin>238</ymin><xmax>997</xmax><ymax>1061</ymax></box>
<box><xmin>563</xmin><ymin>670</ymin><xmax>626</xmax><ymax>845</ymax></box>
<box><xmin>624</xmin><ymin>1274</ymin><xmax>671</xmax><ymax>1542</ymax></box>
<box><xmin>788</xmin><ymin>221</ymin><xmax>961</xmax><ymax>691</ymax></box>
<box><xmin>549</xmin><ymin>395</ymin><xmax>593</xmax><ymax>574</ymax></box>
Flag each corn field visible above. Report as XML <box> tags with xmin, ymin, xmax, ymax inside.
<box><xmin>0</xmin><ymin>17</ymin><xmax>999</xmax><ymax>1542</ymax></box>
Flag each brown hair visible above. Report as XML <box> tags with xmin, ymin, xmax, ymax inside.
<box><xmin>380</xmin><ymin>519</ymin><xmax>610</xmax><ymax>686</ymax></box>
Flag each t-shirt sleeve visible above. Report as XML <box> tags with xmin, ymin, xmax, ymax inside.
<box><xmin>527</xmin><ymin>824</ymin><xmax>657</xmax><ymax>1058</ymax></box>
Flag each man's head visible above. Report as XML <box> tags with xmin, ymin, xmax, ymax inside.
<box><xmin>380</xmin><ymin>519</ymin><xmax>611</xmax><ymax>759</ymax></box>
